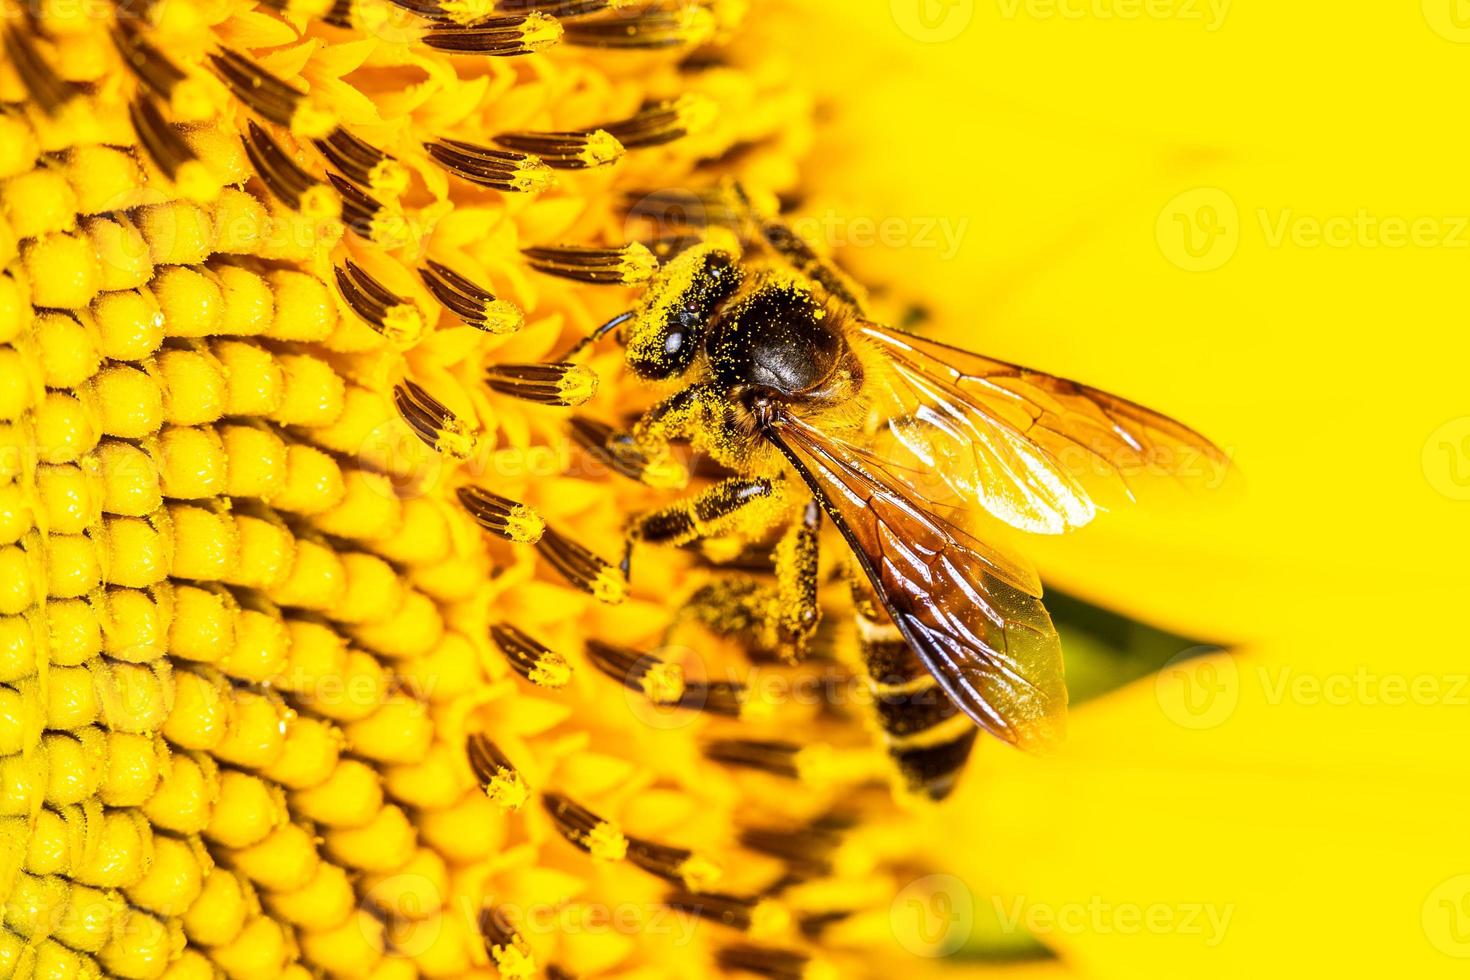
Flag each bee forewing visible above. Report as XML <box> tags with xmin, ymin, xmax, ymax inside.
<box><xmin>770</xmin><ymin>412</ymin><xmax>1067</xmax><ymax>752</ymax></box>
<box><xmin>855</xmin><ymin>322</ymin><xmax>1234</xmax><ymax>532</ymax></box>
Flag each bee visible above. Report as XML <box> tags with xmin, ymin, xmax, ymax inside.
<box><xmin>575</xmin><ymin>187</ymin><xmax>1230</xmax><ymax>799</ymax></box>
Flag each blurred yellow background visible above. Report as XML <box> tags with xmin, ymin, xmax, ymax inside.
<box><xmin>765</xmin><ymin>2</ymin><xmax>1470</xmax><ymax>976</ymax></box>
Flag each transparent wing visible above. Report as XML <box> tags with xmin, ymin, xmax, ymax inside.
<box><xmin>769</xmin><ymin>410</ymin><xmax>1067</xmax><ymax>751</ymax></box>
<box><xmin>855</xmin><ymin>322</ymin><xmax>1233</xmax><ymax>535</ymax></box>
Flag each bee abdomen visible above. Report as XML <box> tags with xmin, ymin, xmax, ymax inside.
<box><xmin>855</xmin><ymin>615</ymin><xmax>976</xmax><ymax>801</ymax></box>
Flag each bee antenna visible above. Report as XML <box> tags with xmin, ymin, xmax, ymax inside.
<box><xmin>562</xmin><ymin>310</ymin><xmax>634</xmax><ymax>359</ymax></box>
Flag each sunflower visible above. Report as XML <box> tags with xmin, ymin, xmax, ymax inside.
<box><xmin>0</xmin><ymin>0</ymin><xmax>1058</xmax><ymax>977</ymax></box>
<box><xmin>6</xmin><ymin>0</ymin><xmax>1458</xmax><ymax>978</ymax></box>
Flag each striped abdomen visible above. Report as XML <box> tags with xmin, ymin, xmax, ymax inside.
<box><xmin>852</xmin><ymin>580</ymin><xmax>977</xmax><ymax>800</ymax></box>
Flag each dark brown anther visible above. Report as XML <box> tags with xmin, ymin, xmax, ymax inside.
<box><xmin>488</xmin><ymin>623</ymin><xmax>569</xmax><ymax>688</ymax></box>
<box><xmin>209</xmin><ymin>48</ymin><xmax>332</xmax><ymax>136</ymax></box>
<box><xmin>492</xmin><ymin>128</ymin><xmax>624</xmax><ymax>169</ymax></box>
<box><xmin>563</xmin><ymin>5</ymin><xmax>713</xmax><ymax>48</ymax></box>
<box><xmin>521</xmin><ymin>244</ymin><xmax>658</xmax><ymax>284</ymax></box>
<box><xmin>419</xmin><ymin>260</ymin><xmax>523</xmax><ymax>333</ymax></box>
<box><xmin>457</xmin><ymin>487</ymin><xmax>545</xmax><ymax>543</ymax></box>
<box><xmin>466</xmin><ymin>733</ymin><xmax>530</xmax><ymax>810</ymax></box>
<box><xmin>484</xmin><ymin>362</ymin><xmax>599</xmax><ymax>407</ymax></box>
<box><xmin>242</xmin><ymin>121</ymin><xmax>340</xmax><ymax>217</ymax></box>
<box><xmin>333</xmin><ymin>260</ymin><xmax>424</xmax><ymax>343</ymax></box>
<box><xmin>392</xmin><ymin>381</ymin><xmax>478</xmax><ymax>459</ymax></box>
<box><xmin>422</xmin><ymin>12</ymin><xmax>563</xmax><ymax>56</ymax></box>
<box><xmin>128</xmin><ymin>96</ymin><xmax>197</xmax><ymax>180</ymax></box>
<box><xmin>602</xmin><ymin>95</ymin><xmax>715</xmax><ymax>149</ymax></box>
<box><xmin>533</xmin><ymin>527</ymin><xmax>627</xmax><ymax>603</ymax></box>
<box><xmin>424</xmin><ymin>139</ymin><xmax>554</xmax><ymax>192</ymax></box>
<box><xmin>4</xmin><ymin>27</ymin><xmax>76</xmax><ymax>115</ymax></box>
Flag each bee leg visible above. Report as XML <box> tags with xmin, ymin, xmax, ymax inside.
<box><xmin>631</xmin><ymin>476</ymin><xmax>783</xmax><ymax>549</ymax></box>
<box><xmin>631</xmin><ymin>382</ymin><xmax>730</xmax><ymax>454</ymax></box>
<box><xmin>665</xmin><ymin>575</ymin><xmax>785</xmax><ymax>656</ymax></box>
<box><xmin>772</xmin><ymin>499</ymin><xmax>822</xmax><ymax>659</ymax></box>
<box><xmin>725</xmin><ymin>182</ymin><xmax>869</xmax><ymax>315</ymax></box>
<box><xmin>624</xmin><ymin>476</ymin><xmax>786</xmax><ymax>590</ymax></box>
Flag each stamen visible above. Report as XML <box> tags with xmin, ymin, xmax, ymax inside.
<box><xmin>484</xmin><ymin>362</ymin><xmax>599</xmax><ymax>407</ymax></box>
<box><xmin>521</xmin><ymin>244</ymin><xmax>658</xmax><ymax>285</ymax></box>
<box><xmin>392</xmin><ymin>381</ymin><xmax>479</xmax><ymax>459</ymax></box>
<box><xmin>255</xmin><ymin>0</ymin><xmax>339</xmax><ymax>18</ymax></box>
<box><xmin>315</xmin><ymin>127</ymin><xmax>410</xmax><ymax>196</ymax></box>
<box><xmin>128</xmin><ymin>97</ymin><xmax>218</xmax><ymax>201</ymax></box>
<box><xmin>798</xmin><ymin>910</ymin><xmax>853</xmax><ymax>939</ymax></box>
<box><xmin>584</xmin><ymin>639</ymin><xmax>745</xmax><ymax>716</ymax></box>
<box><xmin>541</xmin><ymin>794</ymin><xmax>719</xmax><ymax>889</ymax></box>
<box><xmin>424</xmin><ymin>139</ymin><xmax>554</xmax><ymax>193</ymax></box>
<box><xmin>704</xmin><ymin>738</ymin><xmax>802</xmax><ymax>778</ymax></box>
<box><xmin>489</xmin><ymin>623</ymin><xmax>570</xmax><ymax>688</ymax></box>
<box><xmin>716</xmin><ymin>946</ymin><xmax>835</xmax><ymax>980</ymax></box>
<box><xmin>4</xmin><ymin>26</ymin><xmax>76</xmax><ymax>115</ymax></box>
<box><xmin>243</xmin><ymin>121</ymin><xmax>342</xmax><ymax>220</ymax></box>
<box><xmin>534</xmin><ymin>527</ymin><xmax>627</xmax><ymax>603</ymax></box>
<box><xmin>584</xmin><ymin>639</ymin><xmax>685</xmax><ymax>704</ymax></box>
<box><xmin>419</xmin><ymin>260</ymin><xmax>523</xmax><ymax>334</ymax></box>
<box><xmin>383</xmin><ymin>0</ymin><xmax>498</xmax><ymax>23</ymax></box>
<box><xmin>739</xmin><ymin>817</ymin><xmax>849</xmax><ymax>879</ymax></box>
<box><xmin>466</xmin><ymin>733</ymin><xmax>530</xmax><ymax>811</ymax></box>
<box><xmin>457</xmin><ymin>487</ymin><xmax>545</xmax><ymax>544</ymax></box>
<box><xmin>563</xmin><ymin>5</ymin><xmax>715</xmax><ymax>48</ymax></box>
<box><xmin>626</xmin><ymin>835</ymin><xmax>722</xmax><ymax>891</ymax></box>
<box><xmin>383</xmin><ymin>0</ymin><xmax>451</xmax><ymax>16</ymax></box>
<box><xmin>497</xmin><ymin>0</ymin><xmax>629</xmax><ymax>15</ymax></box>
<box><xmin>543</xmin><ymin>792</ymin><xmax>629</xmax><ymax>861</ymax></box>
<box><xmin>333</xmin><ymin>260</ymin><xmax>425</xmax><ymax>345</ymax></box>
<box><xmin>569</xmin><ymin>416</ymin><xmax>687</xmax><ymax>489</ymax></box>
<box><xmin>478</xmin><ymin>907</ymin><xmax>537</xmax><ymax>978</ymax></box>
<box><xmin>624</xmin><ymin>186</ymin><xmax>738</xmax><ymax>227</ymax></box>
<box><xmin>603</xmin><ymin>95</ymin><xmax>717</xmax><ymax>149</ymax></box>
<box><xmin>326</xmin><ymin>174</ymin><xmax>412</xmax><ymax>247</ymax></box>
<box><xmin>112</xmin><ymin>21</ymin><xmax>210</xmax><ymax>118</ymax></box>
<box><xmin>322</xmin><ymin>0</ymin><xmax>355</xmax><ymax>28</ymax></box>
<box><xmin>422</xmin><ymin>13</ymin><xmax>564</xmax><ymax>56</ymax></box>
<box><xmin>665</xmin><ymin>891</ymin><xmax>790</xmax><ymax>937</ymax></box>
<box><xmin>208</xmin><ymin>48</ymin><xmax>334</xmax><ymax>137</ymax></box>
<box><xmin>493</xmin><ymin>129</ymin><xmax>624</xmax><ymax>170</ymax></box>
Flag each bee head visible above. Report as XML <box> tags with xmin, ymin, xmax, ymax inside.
<box><xmin>626</xmin><ymin>248</ymin><xmax>743</xmax><ymax>380</ymax></box>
